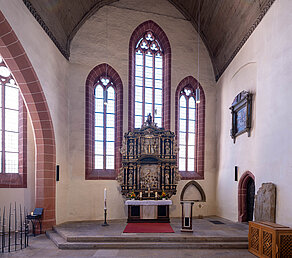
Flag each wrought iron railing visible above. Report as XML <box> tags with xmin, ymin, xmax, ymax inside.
<box><xmin>0</xmin><ymin>203</ymin><xmax>29</xmax><ymax>253</ymax></box>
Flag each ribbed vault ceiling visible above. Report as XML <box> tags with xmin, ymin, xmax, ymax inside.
<box><xmin>23</xmin><ymin>0</ymin><xmax>275</xmax><ymax>80</ymax></box>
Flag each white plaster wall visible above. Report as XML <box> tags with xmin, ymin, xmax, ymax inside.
<box><xmin>0</xmin><ymin>118</ymin><xmax>35</xmax><ymax>214</ymax></box>
<box><xmin>68</xmin><ymin>0</ymin><xmax>217</xmax><ymax>221</ymax></box>
<box><xmin>216</xmin><ymin>0</ymin><xmax>292</xmax><ymax>227</ymax></box>
<box><xmin>0</xmin><ymin>0</ymin><xmax>70</xmax><ymax>224</ymax></box>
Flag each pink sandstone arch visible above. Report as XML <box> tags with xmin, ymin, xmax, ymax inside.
<box><xmin>238</xmin><ymin>171</ymin><xmax>255</xmax><ymax>222</ymax></box>
<box><xmin>0</xmin><ymin>11</ymin><xmax>56</xmax><ymax>230</ymax></box>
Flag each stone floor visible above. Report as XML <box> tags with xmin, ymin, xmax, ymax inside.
<box><xmin>1</xmin><ymin>217</ymin><xmax>256</xmax><ymax>257</ymax></box>
<box><xmin>54</xmin><ymin>216</ymin><xmax>249</xmax><ymax>238</ymax></box>
<box><xmin>1</xmin><ymin>236</ymin><xmax>255</xmax><ymax>258</ymax></box>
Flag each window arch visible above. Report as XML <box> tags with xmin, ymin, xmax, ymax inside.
<box><xmin>94</xmin><ymin>78</ymin><xmax>115</xmax><ymax>170</ymax></box>
<box><xmin>85</xmin><ymin>64</ymin><xmax>123</xmax><ymax>180</ymax></box>
<box><xmin>129</xmin><ymin>20</ymin><xmax>171</xmax><ymax>130</ymax></box>
<box><xmin>0</xmin><ymin>55</ymin><xmax>27</xmax><ymax>187</ymax></box>
<box><xmin>175</xmin><ymin>76</ymin><xmax>205</xmax><ymax>180</ymax></box>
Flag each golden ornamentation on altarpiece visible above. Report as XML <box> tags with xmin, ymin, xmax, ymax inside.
<box><xmin>117</xmin><ymin>114</ymin><xmax>180</xmax><ymax>199</ymax></box>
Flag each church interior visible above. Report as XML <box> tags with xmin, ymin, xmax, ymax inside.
<box><xmin>0</xmin><ymin>0</ymin><xmax>291</xmax><ymax>255</ymax></box>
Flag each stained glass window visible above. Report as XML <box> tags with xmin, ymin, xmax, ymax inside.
<box><xmin>94</xmin><ymin>77</ymin><xmax>115</xmax><ymax>170</ymax></box>
<box><xmin>179</xmin><ymin>87</ymin><xmax>197</xmax><ymax>172</ymax></box>
<box><xmin>134</xmin><ymin>32</ymin><xmax>163</xmax><ymax>128</ymax></box>
<box><xmin>0</xmin><ymin>56</ymin><xmax>19</xmax><ymax>173</ymax></box>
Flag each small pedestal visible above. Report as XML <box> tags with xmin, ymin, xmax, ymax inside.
<box><xmin>180</xmin><ymin>201</ymin><xmax>194</xmax><ymax>232</ymax></box>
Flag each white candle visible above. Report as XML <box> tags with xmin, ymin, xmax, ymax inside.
<box><xmin>104</xmin><ymin>188</ymin><xmax>107</xmax><ymax>210</ymax></box>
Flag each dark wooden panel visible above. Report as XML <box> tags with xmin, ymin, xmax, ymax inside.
<box><xmin>23</xmin><ymin>0</ymin><xmax>276</xmax><ymax>79</ymax></box>
<box><xmin>169</xmin><ymin>0</ymin><xmax>275</xmax><ymax>79</ymax></box>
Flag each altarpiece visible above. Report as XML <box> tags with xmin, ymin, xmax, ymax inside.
<box><xmin>117</xmin><ymin>114</ymin><xmax>180</xmax><ymax>200</ymax></box>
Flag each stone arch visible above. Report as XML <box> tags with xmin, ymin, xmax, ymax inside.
<box><xmin>180</xmin><ymin>180</ymin><xmax>206</xmax><ymax>202</ymax></box>
<box><xmin>0</xmin><ymin>11</ymin><xmax>56</xmax><ymax>230</ymax></box>
<box><xmin>238</xmin><ymin>171</ymin><xmax>255</xmax><ymax>222</ymax></box>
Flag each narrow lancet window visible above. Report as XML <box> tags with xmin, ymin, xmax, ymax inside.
<box><xmin>179</xmin><ymin>88</ymin><xmax>197</xmax><ymax>172</ymax></box>
<box><xmin>0</xmin><ymin>56</ymin><xmax>19</xmax><ymax>173</ymax></box>
<box><xmin>94</xmin><ymin>77</ymin><xmax>115</xmax><ymax>170</ymax></box>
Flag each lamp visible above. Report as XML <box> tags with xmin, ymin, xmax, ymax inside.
<box><xmin>104</xmin><ymin>7</ymin><xmax>109</xmax><ymax>106</ymax></box>
<box><xmin>196</xmin><ymin>88</ymin><xmax>200</xmax><ymax>103</ymax></box>
<box><xmin>196</xmin><ymin>1</ymin><xmax>201</xmax><ymax>105</ymax></box>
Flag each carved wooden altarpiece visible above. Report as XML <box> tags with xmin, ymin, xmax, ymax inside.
<box><xmin>117</xmin><ymin>114</ymin><xmax>180</xmax><ymax>199</ymax></box>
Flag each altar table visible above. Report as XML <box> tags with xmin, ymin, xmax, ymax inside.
<box><xmin>125</xmin><ymin>200</ymin><xmax>172</xmax><ymax>223</ymax></box>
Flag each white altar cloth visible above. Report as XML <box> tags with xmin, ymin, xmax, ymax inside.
<box><xmin>125</xmin><ymin>200</ymin><xmax>172</xmax><ymax>206</ymax></box>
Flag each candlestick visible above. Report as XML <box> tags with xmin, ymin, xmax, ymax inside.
<box><xmin>102</xmin><ymin>188</ymin><xmax>109</xmax><ymax>226</ymax></box>
<box><xmin>102</xmin><ymin>209</ymin><xmax>109</xmax><ymax>226</ymax></box>
<box><xmin>104</xmin><ymin>188</ymin><xmax>107</xmax><ymax>210</ymax></box>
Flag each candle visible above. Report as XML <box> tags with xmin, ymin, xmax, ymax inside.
<box><xmin>140</xmin><ymin>192</ymin><xmax>142</xmax><ymax>198</ymax></box>
<box><xmin>104</xmin><ymin>188</ymin><xmax>107</xmax><ymax>210</ymax></box>
<box><xmin>155</xmin><ymin>192</ymin><xmax>157</xmax><ymax>198</ymax></box>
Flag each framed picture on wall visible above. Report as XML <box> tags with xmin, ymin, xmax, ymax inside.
<box><xmin>230</xmin><ymin>91</ymin><xmax>252</xmax><ymax>143</ymax></box>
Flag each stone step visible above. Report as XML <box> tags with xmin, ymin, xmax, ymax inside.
<box><xmin>46</xmin><ymin>231</ymin><xmax>248</xmax><ymax>250</ymax></box>
<box><xmin>53</xmin><ymin>226</ymin><xmax>248</xmax><ymax>243</ymax></box>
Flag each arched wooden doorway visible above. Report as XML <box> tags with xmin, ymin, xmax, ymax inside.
<box><xmin>0</xmin><ymin>11</ymin><xmax>56</xmax><ymax>230</ymax></box>
<box><xmin>238</xmin><ymin>171</ymin><xmax>255</xmax><ymax>222</ymax></box>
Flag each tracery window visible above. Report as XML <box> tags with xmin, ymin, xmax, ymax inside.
<box><xmin>94</xmin><ymin>77</ymin><xmax>115</xmax><ymax>170</ymax></box>
<box><xmin>0</xmin><ymin>56</ymin><xmax>20</xmax><ymax>174</ymax></box>
<box><xmin>175</xmin><ymin>76</ymin><xmax>205</xmax><ymax>180</ymax></box>
<box><xmin>85</xmin><ymin>64</ymin><xmax>123</xmax><ymax>180</ymax></box>
<box><xmin>134</xmin><ymin>31</ymin><xmax>163</xmax><ymax>128</ymax></box>
<box><xmin>179</xmin><ymin>87</ymin><xmax>197</xmax><ymax>172</ymax></box>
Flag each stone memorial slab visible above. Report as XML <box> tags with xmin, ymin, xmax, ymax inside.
<box><xmin>254</xmin><ymin>183</ymin><xmax>276</xmax><ymax>222</ymax></box>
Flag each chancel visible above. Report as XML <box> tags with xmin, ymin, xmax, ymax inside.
<box><xmin>1</xmin><ymin>0</ymin><xmax>292</xmax><ymax>256</ymax></box>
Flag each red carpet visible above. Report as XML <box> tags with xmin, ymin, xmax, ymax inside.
<box><xmin>123</xmin><ymin>223</ymin><xmax>174</xmax><ymax>233</ymax></box>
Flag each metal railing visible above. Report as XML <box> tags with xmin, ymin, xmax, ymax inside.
<box><xmin>0</xmin><ymin>203</ymin><xmax>29</xmax><ymax>253</ymax></box>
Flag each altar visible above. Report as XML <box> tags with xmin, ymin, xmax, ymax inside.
<box><xmin>117</xmin><ymin>114</ymin><xmax>180</xmax><ymax>223</ymax></box>
<box><xmin>125</xmin><ymin>200</ymin><xmax>172</xmax><ymax>223</ymax></box>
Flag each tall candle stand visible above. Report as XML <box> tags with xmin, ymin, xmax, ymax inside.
<box><xmin>102</xmin><ymin>188</ymin><xmax>109</xmax><ymax>226</ymax></box>
<box><xmin>102</xmin><ymin>207</ymin><xmax>109</xmax><ymax>226</ymax></box>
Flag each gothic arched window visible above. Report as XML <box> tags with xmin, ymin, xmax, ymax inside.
<box><xmin>175</xmin><ymin>76</ymin><xmax>205</xmax><ymax>180</ymax></box>
<box><xmin>85</xmin><ymin>64</ymin><xmax>123</xmax><ymax>180</ymax></box>
<box><xmin>129</xmin><ymin>20</ymin><xmax>171</xmax><ymax>131</ymax></box>
<box><xmin>94</xmin><ymin>77</ymin><xmax>115</xmax><ymax>170</ymax></box>
<box><xmin>134</xmin><ymin>32</ymin><xmax>163</xmax><ymax>128</ymax></box>
<box><xmin>0</xmin><ymin>55</ymin><xmax>27</xmax><ymax>187</ymax></box>
<box><xmin>179</xmin><ymin>89</ymin><xmax>196</xmax><ymax>172</ymax></box>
